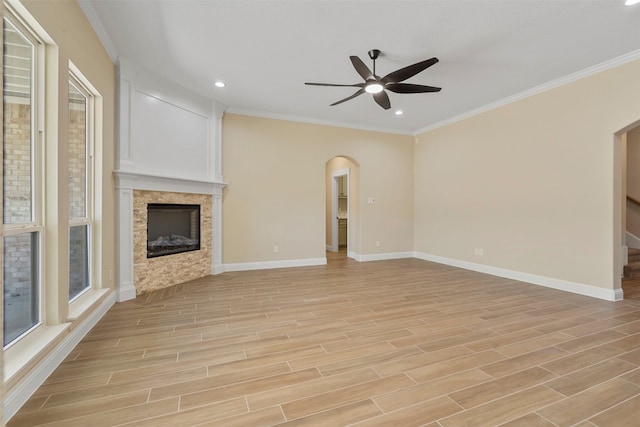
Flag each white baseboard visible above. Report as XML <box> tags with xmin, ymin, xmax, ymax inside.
<box><xmin>117</xmin><ymin>281</ymin><xmax>136</xmax><ymax>302</ymax></box>
<box><xmin>3</xmin><ymin>291</ymin><xmax>117</xmax><ymax>423</ymax></box>
<box><xmin>211</xmin><ymin>263</ymin><xmax>225</xmax><ymax>275</ymax></box>
<box><xmin>223</xmin><ymin>257</ymin><xmax>326</xmax><ymax>272</ymax></box>
<box><xmin>626</xmin><ymin>231</ymin><xmax>640</xmax><ymax>249</ymax></box>
<box><xmin>353</xmin><ymin>251</ymin><xmax>414</xmax><ymax>262</ymax></box>
<box><xmin>414</xmin><ymin>252</ymin><xmax>623</xmax><ymax>302</ymax></box>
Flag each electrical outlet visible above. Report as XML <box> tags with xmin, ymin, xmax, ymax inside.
<box><xmin>273</xmin><ymin>245</ymin><xmax>279</xmax><ymax>253</ymax></box>
<box><xmin>375</xmin><ymin>241</ymin><xmax>380</xmax><ymax>247</ymax></box>
<box><xmin>474</xmin><ymin>248</ymin><xmax>484</xmax><ymax>256</ymax></box>
<box><xmin>368</xmin><ymin>197</ymin><xmax>376</xmax><ymax>204</ymax></box>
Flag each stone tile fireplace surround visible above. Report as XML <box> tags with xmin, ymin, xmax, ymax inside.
<box><xmin>133</xmin><ymin>190</ymin><xmax>211</xmax><ymax>294</ymax></box>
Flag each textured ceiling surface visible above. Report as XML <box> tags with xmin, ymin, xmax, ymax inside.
<box><xmin>80</xmin><ymin>0</ymin><xmax>640</xmax><ymax>134</ymax></box>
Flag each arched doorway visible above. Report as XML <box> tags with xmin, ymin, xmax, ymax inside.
<box><xmin>326</xmin><ymin>156</ymin><xmax>359</xmax><ymax>258</ymax></box>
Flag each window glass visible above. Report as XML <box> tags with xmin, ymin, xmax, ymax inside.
<box><xmin>68</xmin><ymin>76</ymin><xmax>92</xmax><ymax>300</ymax></box>
<box><xmin>69</xmin><ymin>225</ymin><xmax>89</xmax><ymax>300</ymax></box>
<box><xmin>3</xmin><ymin>15</ymin><xmax>41</xmax><ymax>347</ymax></box>
<box><xmin>68</xmin><ymin>81</ymin><xmax>87</xmax><ymax>220</ymax></box>
<box><xmin>3</xmin><ymin>233</ymin><xmax>39</xmax><ymax>346</ymax></box>
<box><xmin>3</xmin><ymin>18</ymin><xmax>33</xmax><ymax>224</ymax></box>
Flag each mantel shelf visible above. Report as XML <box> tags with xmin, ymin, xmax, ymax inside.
<box><xmin>114</xmin><ymin>170</ymin><xmax>227</xmax><ymax>196</ymax></box>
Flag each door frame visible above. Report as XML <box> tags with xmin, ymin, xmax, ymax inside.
<box><xmin>616</xmin><ymin>121</ymin><xmax>640</xmax><ymax>293</ymax></box>
<box><xmin>330</xmin><ymin>168</ymin><xmax>349</xmax><ymax>252</ymax></box>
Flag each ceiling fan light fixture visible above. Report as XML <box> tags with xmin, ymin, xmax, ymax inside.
<box><xmin>625</xmin><ymin>0</ymin><xmax>640</xmax><ymax>5</ymax></box>
<box><xmin>214</xmin><ymin>81</ymin><xmax>226</xmax><ymax>88</ymax></box>
<box><xmin>305</xmin><ymin>50</ymin><xmax>441</xmax><ymax>109</ymax></box>
<box><xmin>365</xmin><ymin>82</ymin><xmax>384</xmax><ymax>94</ymax></box>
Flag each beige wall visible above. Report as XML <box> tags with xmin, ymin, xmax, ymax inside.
<box><xmin>222</xmin><ymin>114</ymin><xmax>414</xmax><ymax>263</ymax></box>
<box><xmin>626</xmin><ymin>127</ymin><xmax>640</xmax><ymax>241</ymax></box>
<box><xmin>414</xmin><ymin>59</ymin><xmax>640</xmax><ymax>290</ymax></box>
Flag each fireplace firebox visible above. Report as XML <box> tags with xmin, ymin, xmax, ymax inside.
<box><xmin>147</xmin><ymin>203</ymin><xmax>200</xmax><ymax>258</ymax></box>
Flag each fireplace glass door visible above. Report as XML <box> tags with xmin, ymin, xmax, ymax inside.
<box><xmin>147</xmin><ymin>203</ymin><xmax>200</xmax><ymax>258</ymax></box>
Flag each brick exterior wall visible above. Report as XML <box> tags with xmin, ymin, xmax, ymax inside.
<box><xmin>68</xmin><ymin>106</ymin><xmax>86</xmax><ymax>219</ymax></box>
<box><xmin>3</xmin><ymin>102</ymin><xmax>31</xmax><ymax>224</ymax></box>
<box><xmin>3</xmin><ymin>101</ymin><xmax>32</xmax><ymax>297</ymax></box>
<box><xmin>133</xmin><ymin>190</ymin><xmax>213</xmax><ymax>294</ymax></box>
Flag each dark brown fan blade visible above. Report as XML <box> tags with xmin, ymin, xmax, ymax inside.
<box><xmin>373</xmin><ymin>90</ymin><xmax>391</xmax><ymax>110</ymax></box>
<box><xmin>382</xmin><ymin>57</ymin><xmax>439</xmax><ymax>84</ymax></box>
<box><xmin>330</xmin><ymin>88</ymin><xmax>365</xmax><ymax>106</ymax></box>
<box><xmin>385</xmin><ymin>83</ymin><xmax>441</xmax><ymax>93</ymax></box>
<box><xmin>350</xmin><ymin>56</ymin><xmax>374</xmax><ymax>81</ymax></box>
<box><xmin>305</xmin><ymin>82</ymin><xmax>364</xmax><ymax>88</ymax></box>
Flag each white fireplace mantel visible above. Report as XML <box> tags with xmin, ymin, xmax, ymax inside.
<box><xmin>114</xmin><ymin>171</ymin><xmax>226</xmax><ymax>302</ymax></box>
<box><xmin>115</xmin><ymin>170</ymin><xmax>226</xmax><ymax>196</ymax></box>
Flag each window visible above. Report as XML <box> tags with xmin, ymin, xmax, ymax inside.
<box><xmin>2</xmin><ymin>2</ymin><xmax>107</xmax><ymax>396</ymax></box>
<box><xmin>68</xmin><ymin>76</ymin><xmax>93</xmax><ymax>301</ymax></box>
<box><xmin>3</xmin><ymin>15</ymin><xmax>43</xmax><ymax>347</ymax></box>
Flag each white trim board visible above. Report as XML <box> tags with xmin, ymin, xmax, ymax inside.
<box><xmin>224</xmin><ymin>257</ymin><xmax>326</xmax><ymax>272</ymax></box>
<box><xmin>224</xmin><ymin>107</ymin><xmax>413</xmax><ymax>136</ymax></box>
<box><xmin>414</xmin><ymin>252</ymin><xmax>623</xmax><ymax>302</ymax></box>
<box><xmin>627</xmin><ymin>231</ymin><xmax>640</xmax><ymax>249</ymax></box>
<box><xmin>3</xmin><ymin>292</ymin><xmax>117</xmax><ymax>423</ymax></box>
<box><xmin>352</xmin><ymin>252</ymin><xmax>414</xmax><ymax>262</ymax></box>
<box><xmin>77</xmin><ymin>0</ymin><xmax>118</xmax><ymax>63</ymax></box>
<box><xmin>217</xmin><ymin>251</ymin><xmax>623</xmax><ymax>302</ymax></box>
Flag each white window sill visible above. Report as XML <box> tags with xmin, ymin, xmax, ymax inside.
<box><xmin>3</xmin><ymin>324</ymin><xmax>69</xmax><ymax>387</ymax></box>
<box><xmin>68</xmin><ymin>288</ymin><xmax>110</xmax><ymax>321</ymax></box>
<box><xmin>4</xmin><ymin>288</ymin><xmax>110</xmax><ymax>387</ymax></box>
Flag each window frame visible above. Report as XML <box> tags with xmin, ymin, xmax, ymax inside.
<box><xmin>2</xmin><ymin>9</ymin><xmax>45</xmax><ymax>349</ymax></box>
<box><xmin>67</xmin><ymin>72</ymin><xmax>95</xmax><ymax>302</ymax></box>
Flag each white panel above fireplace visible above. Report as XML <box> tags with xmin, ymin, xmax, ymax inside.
<box><xmin>116</xmin><ymin>58</ymin><xmax>223</xmax><ymax>182</ymax></box>
<box><xmin>132</xmin><ymin>91</ymin><xmax>209</xmax><ymax>179</ymax></box>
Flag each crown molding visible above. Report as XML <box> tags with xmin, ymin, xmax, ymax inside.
<box><xmin>224</xmin><ymin>107</ymin><xmax>413</xmax><ymax>136</ymax></box>
<box><xmin>78</xmin><ymin>0</ymin><xmax>118</xmax><ymax>63</ymax></box>
<box><xmin>414</xmin><ymin>49</ymin><xmax>640</xmax><ymax>136</ymax></box>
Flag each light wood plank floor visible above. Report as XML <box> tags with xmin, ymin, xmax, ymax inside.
<box><xmin>9</xmin><ymin>252</ymin><xmax>640</xmax><ymax>426</ymax></box>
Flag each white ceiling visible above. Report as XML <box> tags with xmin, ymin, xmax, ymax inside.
<box><xmin>80</xmin><ymin>0</ymin><xmax>640</xmax><ymax>135</ymax></box>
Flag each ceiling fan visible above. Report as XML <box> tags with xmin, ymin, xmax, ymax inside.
<box><xmin>305</xmin><ymin>49</ymin><xmax>441</xmax><ymax>110</ymax></box>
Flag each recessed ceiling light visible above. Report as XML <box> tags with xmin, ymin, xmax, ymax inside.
<box><xmin>395</xmin><ymin>110</ymin><xmax>403</xmax><ymax>116</ymax></box>
<box><xmin>625</xmin><ymin>0</ymin><xmax>640</xmax><ymax>5</ymax></box>
<box><xmin>214</xmin><ymin>81</ymin><xmax>226</xmax><ymax>88</ymax></box>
